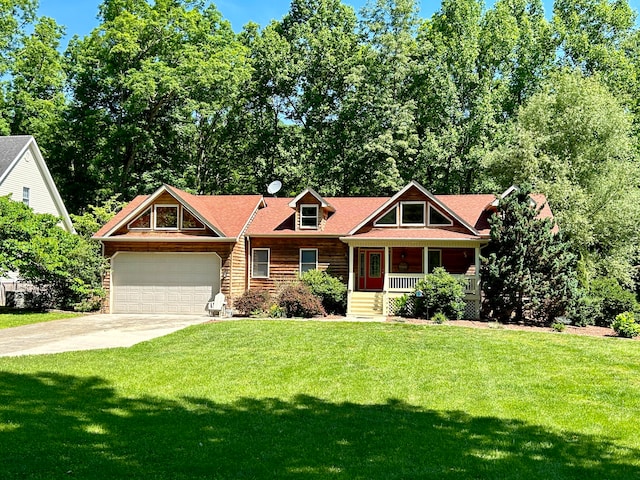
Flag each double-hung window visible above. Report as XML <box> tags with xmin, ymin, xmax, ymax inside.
<box><xmin>300</xmin><ymin>249</ymin><xmax>318</xmax><ymax>274</ymax></box>
<box><xmin>22</xmin><ymin>187</ymin><xmax>30</xmax><ymax>206</ymax></box>
<box><xmin>300</xmin><ymin>204</ymin><xmax>318</xmax><ymax>229</ymax></box>
<box><xmin>252</xmin><ymin>248</ymin><xmax>270</xmax><ymax>278</ymax></box>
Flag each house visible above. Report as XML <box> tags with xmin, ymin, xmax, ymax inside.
<box><xmin>0</xmin><ymin>135</ymin><xmax>75</xmax><ymax>305</ymax></box>
<box><xmin>93</xmin><ymin>181</ymin><xmax>553</xmax><ymax>317</ymax></box>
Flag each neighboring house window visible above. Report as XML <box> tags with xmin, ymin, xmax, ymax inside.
<box><xmin>401</xmin><ymin>202</ymin><xmax>425</xmax><ymax>226</ymax></box>
<box><xmin>182</xmin><ymin>209</ymin><xmax>204</xmax><ymax>229</ymax></box>
<box><xmin>22</xmin><ymin>187</ymin><xmax>29</xmax><ymax>206</ymax></box>
<box><xmin>428</xmin><ymin>205</ymin><xmax>453</xmax><ymax>226</ymax></box>
<box><xmin>374</xmin><ymin>207</ymin><xmax>397</xmax><ymax>226</ymax></box>
<box><xmin>300</xmin><ymin>249</ymin><xmax>318</xmax><ymax>274</ymax></box>
<box><xmin>300</xmin><ymin>204</ymin><xmax>319</xmax><ymax>229</ymax></box>
<box><xmin>252</xmin><ymin>248</ymin><xmax>270</xmax><ymax>278</ymax></box>
<box><xmin>155</xmin><ymin>205</ymin><xmax>179</xmax><ymax>229</ymax></box>
<box><xmin>427</xmin><ymin>249</ymin><xmax>442</xmax><ymax>273</ymax></box>
<box><xmin>129</xmin><ymin>208</ymin><xmax>152</xmax><ymax>229</ymax></box>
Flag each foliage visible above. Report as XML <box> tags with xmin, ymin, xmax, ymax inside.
<box><xmin>391</xmin><ymin>294</ymin><xmax>414</xmax><ymax>317</ymax></box>
<box><xmin>552</xmin><ymin>321</ymin><xmax>566</xmax><ymax>332</ymax></box>
<box><xmin>300</xmin><ymin>269</ymin><xmax>347</xmax><ymax>315</ymax></box>
<box><xmin>481</xmin><ymin>186</ymin><xmax>579</xmax><ymax>324</ymax></box>
<box><xmin>70</xmin><ymin>196</ymin><xmax>126</xmax><ymax>239</ymax></box>
<box><xmin>611</xmin><ymin>311</ymin><xmax>640</xmax><ymax>338</ymax></box>
<box><xmin>431</xmin><ymin>312</ymin><xmax>448</xmax><ymax>324</ymax></box>
<box><xmin>278</xmin><ymin>283</ymin><xmax>325</xmax><ymax>318</ymax></box>
<box><xmin>235</xmin><ymin>289</ymin><xmax>271</xmax><ymax>317</ymax></box>
<box><xmin>268</xmin><ymin>303</ymin><xmax>285</xmax><ymax>319</ymax></box>
<box><xmin>0</xmin><ymin>196</ymin><xmax>103</xmax><ymax>310</ymax></box>
<box><xmin>588</xmin><ymin>277</ymin><xmax>639</xmax><ymax>327</ymax></box>
<box><xmin>413</xmin><ymin>267</ymin><xmax>465</xmax><ymax>320</ymax></box>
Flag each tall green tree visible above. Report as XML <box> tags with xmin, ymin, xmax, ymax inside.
<box><xmin>481</xmin><ymin>186</ymin><xmax>578</xmax><ymax>324</ymax></box>
<box><xmin>485</xmin><ymin>71</ymin><xmax>640</xmax><ymax>286</ymax></box>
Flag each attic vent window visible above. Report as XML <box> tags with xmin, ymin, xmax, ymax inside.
<box><xmin>428</xmin><ymin>205</ymin><xmax>453</xmax><ymax>226</ymax></box>
<box><xmin>300</xmin><ymin>204</ymin><xmax>318</xmax><ymax>229</ymax></box>
<box><xmin>129</xmin><ymin>208</ymin><xmax>151</xmax><ymax>229</ymax></box>
<box><xmin>155</xmin><ymin>205</ymin><xmax>179</xmax><ymax>229</ymax></box>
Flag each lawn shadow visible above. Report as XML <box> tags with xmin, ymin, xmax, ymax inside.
<box><xmin>0</xmin><ymin>371</ymin><xmax>637</xmax><ymax>479</ymax></box>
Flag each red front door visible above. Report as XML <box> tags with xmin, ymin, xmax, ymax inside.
<box><xmin>358</xmin><ymin>249</ymin><xmax>384</xmax><ymax>291</ymax></box>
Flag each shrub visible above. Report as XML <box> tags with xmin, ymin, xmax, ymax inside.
<box><xmin>391</xmin><ymin>294</ymin><xmax>414</xmax><ymax>317</ymax></box>
<box><xmin>551</xmin><ymin>321</ymin><xmax>566</xmax><ymax>332</ymax></box>
<box><xmin>611</xmin><ymin>311</ymin><xmax>640</xmax><ymax>338</ymax></box>
<box><xmin>278</xmin><ymin>283</ymin><xmax>325</xmax><ymax>318</ymax></box>
<box><xmin>431</xmin><ymin>312</ymin><xmax>448</xmax><ymax>324</ymax></box>
<box><xmin>235</xmin><ymin>289</ymin><xmax>271</xmax><ymax>317</ymax></box>
<box><xmin>300</xmin><ymin>269</ymin><xmax>347</xmax><ymax>314</ymax></box>
<box><xmin>268</xmin><ymin>304</ymin><xmax>285</xmax><ymax>318</ymax></box>
<box><xmin>590</xmin><ymin>277</ymin><xmax>638</xmax><ymax>326</ymax></box>
<box><xmin>413</xmin><ymin>268</ymin><xmax>466</xmax><ymax>320</ymax></box>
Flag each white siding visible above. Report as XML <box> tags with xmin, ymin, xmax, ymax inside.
<box><xmin>0</xmin><ymin>146</ymin><xmax>62</xmax><ymax>218</ymax></box>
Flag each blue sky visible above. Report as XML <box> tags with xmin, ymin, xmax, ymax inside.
<box><xmin>37</xmin><ymin>0</ymin><xmax>639</xmax><ymax>49</ymax></box>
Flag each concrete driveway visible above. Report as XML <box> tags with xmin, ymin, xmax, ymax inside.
<box><xmin>0</xmin><ymin>314</ymin><xmax>211</xmax><ymax>357</ymax></box>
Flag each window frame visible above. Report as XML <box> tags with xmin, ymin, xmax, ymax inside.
<box><xmin>299</xmin><ymin>248</ymin><xmax>318</xmax><ymax>275</ymax></box>
<box><xmin>427</xmin><ymin>204</ymin><xmax>453</xmax><ymax>226</ymax></box>
<box><xmin>22</xmin><ymin>187</ymin><xmax>30</xmax><ymax>206</ymax></box>
<box><xmin>427</xmin><ymin>249</ymin><xmax>442</xmax><ymax>273</ymax></box>
<box><xmin>300</xmin><ymin>204</ymin><xmax>319</xmax><ymax>229</ymax></box>
<box><xmin>181</xmin><ymin>208</ymin><xmax>205</xmax><ymax>230</ymax></box>
<box><xmin>251</xmin><ymin>248</ymin><xmax>270</xmax><ymax>278</ymax></box>
<box><xmin>400</xmin><ymin>201</ymin><xmax>426</xmax><ymax>226</ymax></box>
<box><xmin>154</xmin><ymin>204</ymin><xmax>179</xmax><ymax>230</ymax></box>
<box><xmin>374</xmin><ymin>206</ymin><xmax>398</xmax><ymax>227</ymax></box>
<box><xmin>128</xmin><ymin>207</ymin><xmax>152</xmax><ymax>230</ymax></box>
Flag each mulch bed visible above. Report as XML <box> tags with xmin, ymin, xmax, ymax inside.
<box><xmin>390</xmin><ymin>317</ymin><xmax>631</xmax><ymax>339</ymax></box>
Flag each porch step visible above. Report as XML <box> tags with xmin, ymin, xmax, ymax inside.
<box><xmin>349</xmin><ymin>292</ymin><xmax>384</xmax><ymax>317</ymax></box>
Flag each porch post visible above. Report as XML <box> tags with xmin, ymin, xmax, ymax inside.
<box><xmin>475</xmin><ymin>244</ymin><xmax>481</xmax><ymax>290</ymax></box>
<box><xmin>383</xmin><ymin>246</ymin><xmax>390</xmax><ymax>315</ymax></box>
<box><xmin>348</xmin><ymin>244</ymin><xmax>355</xmax><ymax>292</ymax></box>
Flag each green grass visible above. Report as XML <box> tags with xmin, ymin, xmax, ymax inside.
<box><xmin>0</xmin><ymin>320</ymin><xmax>639</xmax><ymax>479</ymax></box>
<box><xmin>0</xmin><ymin>310</ymin><xmax>82</xmax><ymax>329</ymax></box>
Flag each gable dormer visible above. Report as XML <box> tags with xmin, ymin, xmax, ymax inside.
<box><xmin>288</xmin><ymin>187</ymin><xmax>335</xmax><ymax>231</ymax></box>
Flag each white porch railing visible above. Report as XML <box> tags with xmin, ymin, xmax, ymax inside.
<box><xmin>387</xmin><ymin>274</ymin><xmax>478</xmax><ymax>295</ymax></box>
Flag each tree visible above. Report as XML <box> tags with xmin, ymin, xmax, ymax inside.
<box><xmin>0</xmin><ymin>196</ymin><xmax>103</xmax><ymax>310</ymax></box>
<box><xmin>481</xmin><ymin>186</ymin><xmax>578</xmax><ymax>324</ymax></box>
<box><xmin>484</xmin><ymin>71</ymin><xmax>640</xmax><ymax>287</ymax></box>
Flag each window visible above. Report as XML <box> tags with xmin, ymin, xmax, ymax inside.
<box><xmin>300</xmin><ymin>249</ymin><xmax>318</xmax><ymax>274</ymax></box>
<box><xmin>428</xmin><ymin>205</ymin><xmax>453</xmax><ymax>226</ymax></box>
<box><xmin>401</xmin><ymin>202</ymin><xmax>425</xmax><ymax>226</ymax></box>
<box><xmin>155</xmin><ymin>205</ymin><xmax>179</xmax><ymax>229</ymax></box>
<box><xmin>22</xmin><ymin>187</ymin><xmax>30</xmax><ymax>206</ymax></box>
<box><xmin>252</xmin><ymin>248</ymin><xmax>270</xmax><ymax>278</ymax></box>
<box><xmin>427</xmin><ymin>249</ymin><xmax>442</xmax><ymax>273</ymax></box>
<box><xmin>129</xmin><ymin>208</ymin><xmax>151</xmax><ymax>229</ymax></box>
<box><xmin>374</xmin><ymin>207</ymin><xmax>397</xmax><ymax>226</ymax></box>
<box><xmin>300</xmin><ymin>204</ymin><xmax>319</xmax><ymax>229</ymax></box>
<box><xmin>182</xmin><ymin>209</ymin><xmax>204</xmax><ymax>229</ymax></box>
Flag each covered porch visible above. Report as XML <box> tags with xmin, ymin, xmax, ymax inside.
<box><xmin>345</xmin><ymin>241</ymin><xmax>483</xmax><ymax>319</ymax></box>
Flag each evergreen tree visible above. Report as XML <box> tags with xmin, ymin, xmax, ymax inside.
<box><xmin>481</xmin><ymin>185</ymin><xmax>578</xmax><ymax>324</ymax></box>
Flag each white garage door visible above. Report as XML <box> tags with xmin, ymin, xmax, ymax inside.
<box><xmin>112</xmin><ymin>253</ymin><xmax>220</xmax><ymax>314</ymax></box>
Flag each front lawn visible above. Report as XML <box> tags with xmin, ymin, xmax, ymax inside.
<box><xmin>0</xmin><ymin>321</ymin><xmax>639</xmax><ymax>479</ymax></box>
<box><xmin>0</xmin><ymin>310</ymin><xmax>82</xmax><ymax>330</ymax></box>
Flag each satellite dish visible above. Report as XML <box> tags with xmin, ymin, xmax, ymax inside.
<box><xmin>267</xmin><ymin>180</ymin><xmax>282</xmax><ymax>195</ymax></box>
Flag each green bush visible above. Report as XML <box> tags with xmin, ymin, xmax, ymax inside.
<box><xmin>551</xmin><ymin>321</ymin><xmax>566</xmax><ymax>332</ymax></box>
<box><xmin>391</xmin><ymin>294</ymin><xmax>414</xmax><ymax>317</ymax></box>
<box><xmin>300</xmin><ymin>269</ymin><xmax>347</xmax><ymax>314</ymax></box>
<box><xmin>413</xmin><ymin>268</ymin><xmax>466</xmax><ymax>320</ymax></box>
<box><xmin>278</xmin><ymin>283</ymin><xmax>325</xmax><ymax>318</ymax></box>
<box><xmin>431</xmin><ymin>312</ymin><xmax>448</xmax><ymax>324</ymax></box>
<box><xmin>235</xmin><ymin>289</ymin><xmax>271</xmax><ymax>316</ymax></box>
<box><xmin>611</xmin><ymin>311</ymin><xmax>640</xmax><ymax>338</ymax></box>
<box><xmin>589</xmin><ymin>277</ymin><xmax>638</xmax><ymax>326</ymax></box>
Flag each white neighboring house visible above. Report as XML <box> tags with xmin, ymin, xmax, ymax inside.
<box><xmin>0</xmin><ymin>135</ymin><xmax>74</xmax><ymax>305</ymax></box>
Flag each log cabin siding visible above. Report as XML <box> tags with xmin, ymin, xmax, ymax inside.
<box><xmin>248</xmin><ymin>237</ymin><xmax>348</xmax><ymax>295</ymax></box>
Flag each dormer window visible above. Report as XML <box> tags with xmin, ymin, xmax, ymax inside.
<box><xmin>400</xmin><ymin>202</ymin><xmax>425</xmax><ymax>226</ymax></box>
<box><xmin>155</xmin><ymin>205</ymin><xmax>179</xmax><ymax>230</ymax></box>
<box><xmin>374</xmin><ymin>207</ymin><xmax>398</xmax><ymax>226</ymax></box>
<box><xmin>182</xmin><ymin>209</ymin><xmax>205</xmax><ymax>229</ymax></box>
<box><xmin>428</xmin><ymin>205</ymin><xmax>453</xmax><ymax>226</ymax></box>
<box><xmin>300</xmin><ymin>204</ymin><xmax>319</xmax><ymax>229</ymax></box>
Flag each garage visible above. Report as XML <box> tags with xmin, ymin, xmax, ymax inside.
<box><xmin>111</xmin><ymin>253</ymin><xmax>221</xmax><ymax>314</ymax></box>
